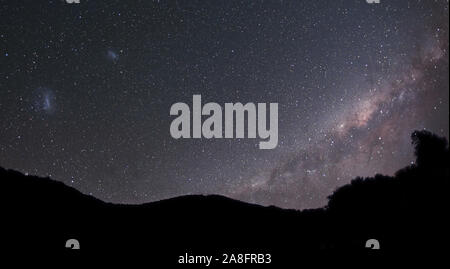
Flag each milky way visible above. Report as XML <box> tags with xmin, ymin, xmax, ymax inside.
<box><xmin>230</xmin><ymin>27</ymin><xmax>449</xmax><ymax>208</ymax></box>
<box><xmin>0</xmin><ymin>1</ymin><xmax>448</xmax><ymax>209</ymax></box>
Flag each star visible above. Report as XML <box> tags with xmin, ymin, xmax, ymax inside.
<box><xmin>0</xmin><ymin>0</ymin><xmax>447</xmax><ymax>209</ymax></box>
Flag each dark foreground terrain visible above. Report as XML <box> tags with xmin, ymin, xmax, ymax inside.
<box><xmin>1</xmin><ymin>131</ymin><xmax>448</xmax><ymax>264</ymax></box>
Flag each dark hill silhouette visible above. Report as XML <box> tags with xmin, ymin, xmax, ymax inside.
<box><xmin>1</xmin><ymin>130</ymin><xmax>448</xmax><ymax>264</ymax></box>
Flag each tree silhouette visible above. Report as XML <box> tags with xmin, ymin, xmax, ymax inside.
<box><xmin>0</xmin><ymin>130</ymin><xmax>448</xmax><ymax>261</ymax></box>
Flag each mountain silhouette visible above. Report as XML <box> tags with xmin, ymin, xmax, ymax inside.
<box><xmin>1</xmin><ymin>130</ymin><xmax>448</xmax><ymax>264</ymax></box>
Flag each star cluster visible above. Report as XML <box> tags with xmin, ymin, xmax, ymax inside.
<box><xmin>0</xmin><ymin>0</ymin><xmax>448</xmax><ymax>209</ymax></box>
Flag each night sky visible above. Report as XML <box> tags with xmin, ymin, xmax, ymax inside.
<box><xmin>0</xmin><ymin>0</ymin><xmax>448</xmax><ymax>209</ymax></box>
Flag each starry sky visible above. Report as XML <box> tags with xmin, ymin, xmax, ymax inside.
<box><xmin>0</xmin><ymin>0</ymin><xmax>448</xmax><ymax>209</ymax></box>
